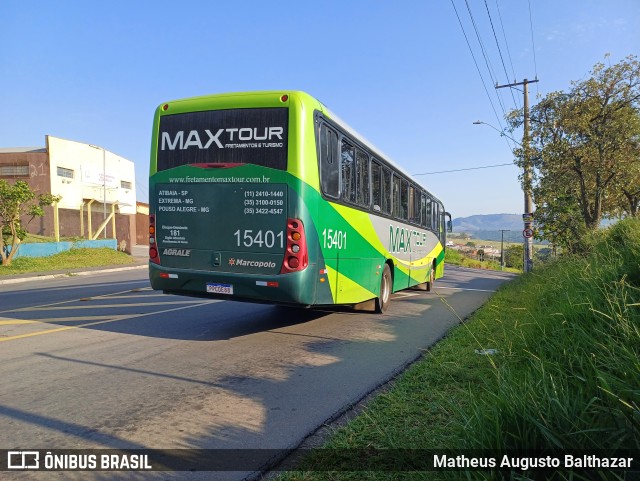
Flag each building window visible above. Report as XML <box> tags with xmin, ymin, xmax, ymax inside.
<box><xmin>121</xmin><ymin>180</ymin><xmax>132</xmax><ymax>190</ymax></box>
<box><xmin>57</xmin><ymin>166</ymin><xmax>74</xmax><ymax>179</ymax></box>
<box><xmin>0</xmin><ymin>165</ymin><xmax>29</xmax><ymax>177</ymax></box>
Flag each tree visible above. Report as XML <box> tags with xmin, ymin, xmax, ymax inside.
<box><xmin>610</xmin><ymin>142</ymin><xmax>640</xmax><ymax>217</ymax></box>
<box><xmin>503</xmin><ymin>244</ymin><xmax>524</xmax><ymax>269</ymax></box>
<box><xmin>508</xmin><ymin>55</ymin><xmax>640</xmax><ymax>251</ymax></box>
<box><xmin>0</xmin><ymin>180</ymin><xmax>61</xmax><ymax>266</ymax></box>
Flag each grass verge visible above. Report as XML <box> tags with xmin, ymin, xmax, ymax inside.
<box><xmin>0</xmin><ymin>248</ymin><xmax>136</xmax><ymax>276</ymax></box>
<box><xmin>279</xmin><ymin>218</ymin><xmax>640</xmax><ymax>480</ymax></box>
<box><xmin>445</xmin><ymin>248</ymin><xmax>520</xmax><ymax>273</ymax></box>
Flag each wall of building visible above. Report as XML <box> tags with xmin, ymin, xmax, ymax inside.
<box><xmin>31</xmin><ymin>206</ymin><xmax>135</xmax><ymax>253</ymax></box>
<box><xmin>136</xmin><ymin>202</ymin><xmax>149</xmax><ymax>245</ymax></box>
<box><xmin>0</xmin><ymin>150</ymin><xmax>51</xmax><ymax>195</ymax></box>
<box><xmin>1</xmin><ymin>138</ymin><xmax>139</xmax><ymax>252</ymax></box>
<box><xmin>47</xmin><ymin>136</ymin><xmax>136</xmax><ymax>214</ymax></box>
<box><xmin>9</xmin><ymin>239</ymin><xmax>117</xmax><ymax>259</ymax></box>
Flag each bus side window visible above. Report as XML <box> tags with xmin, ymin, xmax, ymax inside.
<box><xmin>371</xmin><ymin>160</ymin><xmax>381</xmax><ymax>211</ymax></box>
<box><xmin>356</xmin><ymin>148</ymin><xmax>370</xmax><ymax>207</ymax></box>
<box><xmin>381</xmin><ymin>165</ymin><xmax>392</xmax><ymax>215</ymax></box>
<box><xmin>341</xmin><ymin>140</ymin><xmax>356</xmax><ymax>204</ymax></box>
<box><xmin>400</xmin><ymin>178</ymin><xmax>408</xmax><ymax>221</ymax></box>
<box><xmin>319</xmin><ymin>124</ymin><xmax>339</xmax><ymax>198</ymax></box>
<box><xmin>432</xmin><ymin>202</ymin><xmax>439</xmax><ymax>231</ymax></box>
<box><xmin>409</xmin><ymin>184</ymin><xmax>421</xmax><ymax>225</ymax></box>
<box><xmin>420</xmin><ymin>192</ymin><xmax>427</xmax><ymax>227</ymax></box>
<box><xmin>426</xmin><ymin>196</ymin><xmax>432</xmax><ymax>230</ymax></box>
<box><xmin>392</xmin><ymin>174</ymin><xmax>401</xmax><ymax>219</ymax></box>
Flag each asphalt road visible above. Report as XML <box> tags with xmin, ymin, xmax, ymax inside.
<box><xmin>0</xmin><ymin>265</ymin><xmax>516</xmax><ymax>480</ymax></box>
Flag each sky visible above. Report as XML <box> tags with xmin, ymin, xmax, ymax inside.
<box><xmin>1</xmin><ymin>0</ymin><xmax>638</xmax><ymax>218</ymax></box>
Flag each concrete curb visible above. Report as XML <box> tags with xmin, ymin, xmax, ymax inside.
<box><xmin>0</xmin><ymin>264</ymin><xmax>148</xmax><ymax>286</ymax></box>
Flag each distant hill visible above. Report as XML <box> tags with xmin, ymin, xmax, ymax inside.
<box><xmin>452</xmin><ymin>214</ymin><xmax>527</xmax><ymax>243</ymax></box>
<box><xmin>453</xmin><ymin>214</ymin><xmax>522</xmax><ymax>232</ymax></box>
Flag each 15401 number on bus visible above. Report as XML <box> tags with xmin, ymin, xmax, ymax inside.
<box><xmin>234</xmin><ymin>229</ymin><xmax>285</xmax><ymax>249</ymax></box>
<box><xmin>322</xmin><ymin>228</ymin><xmax>347</xmax><ymax>250</ymax></box>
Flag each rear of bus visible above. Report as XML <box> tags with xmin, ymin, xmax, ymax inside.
<box><xmin>148</xmin><ymin>91</ymin><xmax>331</xmax><ymax>306</ymax></box>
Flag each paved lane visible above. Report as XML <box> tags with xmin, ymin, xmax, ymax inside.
<box><xmin>0</xmin><ymin>265</ymin><xmax>516</xmax><ymax>480</ymax></box>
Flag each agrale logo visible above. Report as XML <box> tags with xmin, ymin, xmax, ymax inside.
<box><xmin>162</xmin><ymin>248</ymin><xmax>191</xmax><ymax>257</ymax></box>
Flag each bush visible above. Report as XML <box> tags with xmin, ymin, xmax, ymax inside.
<box><xmin>454</xmin><ymin>218</ymin><xmax>640</xmax><ymax>478</ymax></box>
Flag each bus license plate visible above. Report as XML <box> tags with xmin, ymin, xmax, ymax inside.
<box><xmin>206</xmin><ymin>283</ymin><xmax>233</xmax><ymax>295</ymax></box>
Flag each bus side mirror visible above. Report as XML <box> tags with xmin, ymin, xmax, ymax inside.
<box><xmin>445</xmin><ymin>212</ymin><xmax>453</xmax><ymax>233</ymax></box>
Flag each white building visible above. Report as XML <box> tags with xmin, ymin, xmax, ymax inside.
<box><xmin>0</xmin><ymin>135</ymin><xmax>138</xmax><ymax>251</ymax></box>
<box><xmin>46</xmin><ymin>135</ymin><xmax>136</xmax><ymax>214</ymax></box>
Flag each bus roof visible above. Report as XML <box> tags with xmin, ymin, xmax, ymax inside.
<box><xmin>315</xmin><ymin>97</ymin><xmax>444</xmax><ymax>206</ymax></box>
<box><xmin>158</xmin><ymin>90</ymin><xmax>444</xmax><ymax>206</ymax></box>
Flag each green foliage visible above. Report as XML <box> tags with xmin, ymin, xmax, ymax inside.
<box><xmin>279</xmin><ymin>219</ymin><xmax>639</xmax><ymax>481</ymax></box>
<box><xmin>503</xmin><ymin>243</ymin><xmax>523</xmax><ymax>269</ymax></box>
<box><xmin>533</xmin><ymin>247</ymin><xmax>553</xmax><ymax>264</ymax></box>
<box><xmin>0</xmin><ymin>180</ymin><xmax>61</xmax><ymax>265</ymax></box>
<box><xmin>453</xmin><ymin>218</ymin><xmax>640</xmax><ymax>479</ymax></box>
<box><xmin>508</xmin><ymin>55</ymin><xmax>640</xmax><ymax>251</ymax></box>
<box><xmin>0</xmin><ymin>248</ymin><xmax>134</xmax><ymax>275</ymax></box>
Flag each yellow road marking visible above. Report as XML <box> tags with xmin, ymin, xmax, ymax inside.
<box><xmin>0</xmin><ymin>316</ymin><xmax>124</xmax><ymax>325</ymax></box>
<box><xmin>11</xmin><ymin>300</ymin><xmax>211</xmax><ymax>312</ymax></box>
<box><xmin>0</xmin><ymin>301</ymin><xmax>217</xmax><ymax>342</ymax></box>
<box><xmin>92</xmin><ymin>293</ymin><xmax>168</xmax><ymax>299</ymax></box>
<box><xmin>0</xmin><ymin>288</ymin><xmax>157</xmax><ymax>315</ymax></box>
<box><xmin>0</xmin><ymin>320</ymin><xmax>39</xmax><ymax>325</ymax></box>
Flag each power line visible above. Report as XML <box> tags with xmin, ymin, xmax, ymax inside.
<box><xmin>484</xmin><ymin>0</ymin><xmax>519</xmax><ymax>110</ymax></box>
<box><xmin>450</xmin><ymin>0</ymin><xmax>511</xmax><ymax>149</ymax></box>
<box><xmin>495</xmin><ymin>0</ymin><xmax>519</xmax><ymax>99</ymax></box>
<box><xmin>136</xmin><ymin>180</ymin><xmax>148</xmax><ymax>200</ymax></box>
<box><xmin>413</xmin><ymin>162</ymin><xmax>514</xmax><ymax>176</ymax></box>
<box><xmin>463</xmin><ymin>0</ymin><xmax>509</xmax><ymax>117</ymax></box>
<box><xmin>527</xmin><ymin>0</ymin><xmax>539</xmax><ymax>96</ymax></box>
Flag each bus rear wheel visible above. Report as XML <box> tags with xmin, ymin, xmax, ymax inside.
<box><xmin>375</xmin><ymin>264</ymin><xmax>392</xmax><ymax>313</ymax></box>
<box><xmin>426</xmin><ymin>265</ymin><xmax>435</xmax><ymax>292</ymax></box>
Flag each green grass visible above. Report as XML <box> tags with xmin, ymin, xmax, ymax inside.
<box><xmin>17</xmin><ymin>233</ymin><xmax>85</xmax><ymax>243</ymax></box>
<box><xmin>0</xmin><ymin>248</ymin><xmax>136</xmax><ymax>275</ymax></box>
<box><xmin>280</xmin><ymin>218</ymin><xmax>640</xmax><ymax>480</ymax></box>
<box><xmin>445</xmin><ymin>247</ymin><xmax>521</xmax><ymax>273</ymax></box>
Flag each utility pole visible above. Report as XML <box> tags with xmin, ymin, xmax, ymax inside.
<box><xmin>496</xmin><ymin>78</ymin><xmax>539</xmax><ymax>273</ymax></box>
<box><xmin>500</xmin><ymin>229</ymin><xmax>510</xmax><ymax>271</ymax></box>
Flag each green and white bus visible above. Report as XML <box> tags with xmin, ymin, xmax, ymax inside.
<box><xmin>149</xmin><ymin>91</ymin><xmax>451</xmax><ymax>312</ymax></box>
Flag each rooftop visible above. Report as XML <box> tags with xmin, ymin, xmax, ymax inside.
<box><xmin>0</xmin><ymin>147</ymin><xmax>46</xmax><ymax>153</ymax></box>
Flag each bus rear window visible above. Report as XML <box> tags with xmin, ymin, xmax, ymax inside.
<box><xmin>157</xmin><ymin>107</ymin><xmax>288</xmax><ymax>171</ymax></box>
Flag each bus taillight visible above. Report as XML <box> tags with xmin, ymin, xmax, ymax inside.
<box><xmin>280</xmin><ymin>218</ymin><xmax>308</xmax><ymax>274</ymax></box>
<box><xmin>149</xmin><ymin>215</ymin><xmax>160</xmax><ymax>264</ymax></box>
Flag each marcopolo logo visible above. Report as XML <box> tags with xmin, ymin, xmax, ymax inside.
<box><xmin>228</xmin><ymin>258</ymin><xmax>276</xmax><ymax>269</ymax></box>
<box><xmin>162</xmin><ymin>248</ymin><xmax>191</xmax><ymax>257</ymax></box>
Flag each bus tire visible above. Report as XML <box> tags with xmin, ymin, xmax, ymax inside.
<box><xmin>375</xmin><ymin>264</ymin><xmax>392</xmax><ymax>313</ymax></box>
<box><xmin>426</xmin><ymin>264</ymin><xmax>435</xmax><ymax>292</ymax></box>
